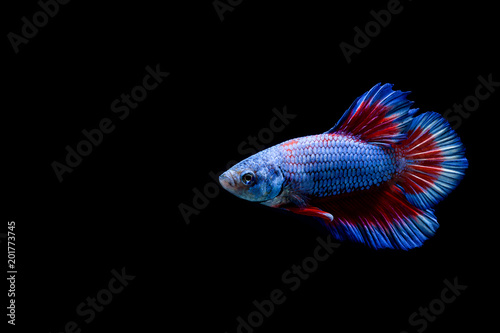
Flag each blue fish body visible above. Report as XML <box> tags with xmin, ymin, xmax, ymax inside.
<box><xmin>219</xmin><ymin>83</ymin><xmax>468</xmax><ymax>250</ymax></box>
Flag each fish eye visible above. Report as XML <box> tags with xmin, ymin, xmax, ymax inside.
<box><xmin>240</xmin><ymin>171</ymin><xmax>255</xmax><ymax>185</ymax></box>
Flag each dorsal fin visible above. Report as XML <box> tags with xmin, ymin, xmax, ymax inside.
<box><xmin>326</xmin><ymin>83</ymin><xmax>418</xmax><ymax>146</ymax></box>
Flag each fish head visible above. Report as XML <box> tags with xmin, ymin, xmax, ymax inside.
<box><xmin>219</xmin><ymin>153</ymin><xmax>284</xmax><ymax>204</ymax></box>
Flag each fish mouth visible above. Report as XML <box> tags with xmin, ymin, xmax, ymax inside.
<box><xmin>219</xmin><ymin>170</ymin><xmax>237</xmax><ymax>190</ymax></box>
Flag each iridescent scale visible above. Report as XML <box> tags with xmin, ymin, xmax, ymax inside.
<box><xmin>279</xmin><ymin>134</ymin><xmax>398</xmax><ymax>197</ymax></box>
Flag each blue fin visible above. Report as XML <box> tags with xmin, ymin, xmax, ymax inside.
<box><xmin>312</xmin><ymin>185</ymin><xmax>439</xmax><ymax>250</ymax></box>
<box><xmin>398</xmin><ymin>112</ymin><xmax>468</xmax><ymax>209</ymax></box>
<box><xmin>326</xmin><ymin>83</ymin><xmax>418</xmax><ymax>146</ymax></box>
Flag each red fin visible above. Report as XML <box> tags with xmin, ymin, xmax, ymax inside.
<box><xmin>326</xmin><ymin>83</ymin><xmax>417</xmax><ymax>146</ymax></box>
<box><xmin>283</xmin><ymin>206</ymin><xmax>333</xmax><ymax>223</ymax></box>
<box><xmin>398</xmin><ymin>112</ymin><xmax>468</xmax><ymax>209</ymax></box>
<box><xmin>311</xmin><ymin>185</ymin><xmax>438</xmax><ymax>250</ymax></box>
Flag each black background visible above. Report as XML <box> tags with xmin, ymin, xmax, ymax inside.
<box><xmin>4</xmin><ymin>0</ymin><xmax>498</xmax><ymax>332</ymax></box>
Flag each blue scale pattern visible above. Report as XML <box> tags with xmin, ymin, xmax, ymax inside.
<box><xmin>280</xmin><ymin>134</ymin><xmax>398</xmax><ymax>197</ymax></box>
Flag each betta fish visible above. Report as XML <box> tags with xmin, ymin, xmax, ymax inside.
<box><xmin>219</xmin><ymin>83</ymin><xmax>468</xmax><ymax>250</ymax></box>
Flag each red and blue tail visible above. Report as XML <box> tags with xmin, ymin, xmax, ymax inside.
<box><xmin>310</xmin><ymin>83</ymin><xmax>468</xmax><ymax>250</ymax></box>
<box><xmin>398</xmin><ymin>112</ymin><xmax>468</xmax><ymax>209</ymax></box>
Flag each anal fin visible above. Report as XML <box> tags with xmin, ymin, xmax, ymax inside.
<box><xmin>310</xmin><ymin>185</ymin><xmax>438</xmax><ymax>250</ymax></box>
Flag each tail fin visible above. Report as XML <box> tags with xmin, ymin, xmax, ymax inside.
<box><xmin>398</xmin><ymin>112</ymin><xmax>468</xmax><ymax>209</ymax></box>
